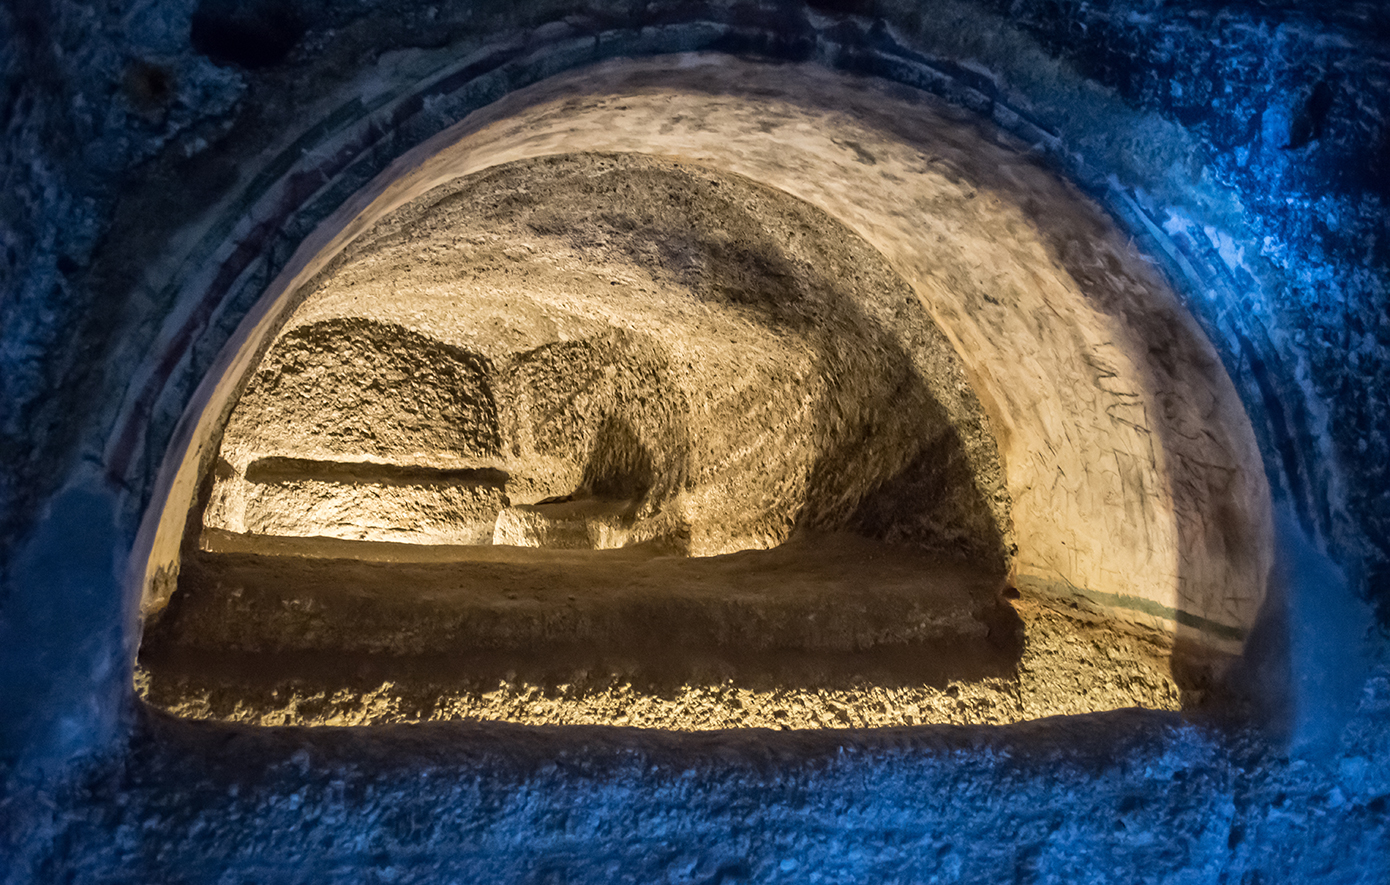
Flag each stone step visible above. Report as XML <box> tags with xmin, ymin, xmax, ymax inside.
<box><xmin>141</xmin><ymin>532</ymin><xmax>1020</xmax><ymax>701</ymax></box>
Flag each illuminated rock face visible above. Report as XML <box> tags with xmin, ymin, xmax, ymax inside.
<box><xmin>206</xmin><ymin>318</ymin><xmax>507</xmax><ymax>544</ymax></box>
<box><xmin>141</xmin><ymin>63</ymin><xmax>1274</xmax><ymax>701</ymax></box>
<box><xmin>140</xmin><ymin>138</ymin><xmax>1266</xmax><ymax>727</ymax></box>
<box><xmin>145</xmin><ymin>154</ymin><xmax>1034</xmax><ymax>727</ymax></box>
<box><xmin>203</xmin><ymin>153</ymin><xmax>1008</xmax><ymax>563</ymax></box>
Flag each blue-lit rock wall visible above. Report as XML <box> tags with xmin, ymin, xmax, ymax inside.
<box><xmin>974</xmin><ymin>0</ymin><xmax>1390</xmax><ymax>613</ymax></box>
<box><xmin>1</xmin><ymin>1</ymin><xmax>1387</xmax><ymax>882</ymax></box>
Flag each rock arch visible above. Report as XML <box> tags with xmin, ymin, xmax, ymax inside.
<box><xmin>135</xmin><ymin>59</ymin><xmax>1271</xmax><ymax>725</ymax></box>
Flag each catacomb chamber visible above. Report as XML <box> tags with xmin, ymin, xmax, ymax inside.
<box><xmin>136</xmin><ymin>57</ymin><xmax>1273</xmax><ymax>729</ymax></box>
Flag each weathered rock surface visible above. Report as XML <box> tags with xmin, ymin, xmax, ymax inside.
<box><xmin>203</xmin><ymin>153</ymin><xmax>1009</xmax><ymax>563</ymax></box>
<box><xmin>2</xmin><ymin>1</ymin><xmax>1386</xmax><ymax>882</ymax></box>
<box><xmin>140</xmin><ymin>531</ymin><xmax>1182</xmax><ymax>728</ymax></box>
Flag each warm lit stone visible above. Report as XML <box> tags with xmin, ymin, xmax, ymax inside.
<box><xmin>140</xmin><ymin>146</ymin><xmax>1257</xmax><ymax>726</ymax></box>
<box><xmin>200</xmin><ymin>153</ymin><xmax>1008</xmax><ymax>563</ymax></box>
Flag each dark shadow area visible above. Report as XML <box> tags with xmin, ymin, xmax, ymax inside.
<box><xmin>841</xmin><ymin>426</ymin><xmax>1008</xmax><ymax>566</ymax></box>
<box><xmin>191</xmin><ymin>0</ymin><xmax>305</xmax><ymax>70</ymax></box>
<box><xmin>499</xmin><ymin>329</ymin><xmax>692</xmax><ymax>511</ymax></box>
<box><xmin>1286</xmin><ymin>80</ymin><xmax>1335</xmax><ymax>150</ymax></box>
<box><xmin>1214</xmin><ymin>564</ymin><xmax>1292</xmax><ymax>734</ymax></box>
<box><xmin>578</xmin><ymin>415</ymin><xmax>656</xmax><ymax>502</ymax></box>
<box><xmin>1221</xmin><ymin>509</ymin><xmax>1376</xmax><ymax>747</ymax></box>
<box><xmin>244</xmin><ymin>457</ymin><xmax>510</xmax><ymax>488</ymax></box>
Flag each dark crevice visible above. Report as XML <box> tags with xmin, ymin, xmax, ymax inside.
<box><xmin>191</xmin><ymin>0</ymin><xmax>305</xmax><ymax>70</ymax></box>
<box><xmin>244</xmin><ymin>457</ymin><xmax>509</xmax><ymax>488</ymax></box>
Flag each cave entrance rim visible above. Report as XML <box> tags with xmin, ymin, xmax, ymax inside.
<box><xmin>131</xmin><ymin>54</ymin><xmax>1273</xmax><ymax>730</ymax></box>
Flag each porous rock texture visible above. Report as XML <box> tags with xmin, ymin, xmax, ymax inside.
<box><xmin>2</xmin><ymin>1</ymin><xmax>1388</xmax><ymax>882</ymax></box>
<box><xmin>204</xmin><ymin>153</ymin><xmax>1009</xmax><ymax>563</ymax></box>
<box><xmin>7</xmin><ymin>667</ymin><xmax>1390</xmax><ymax>883</ymax></box>
<box><xmin>139</xmin><ymin>53</ymin><xmax>1276</xmax><ymax>654</ymax></box>
<box><xmin>146</xmin><ymin>151</ymin><xmax>1209</xmax><ymax>731</ymax></box>
<box><xmin>140</xmin><ymin>521</ymin><xmax>1191</xmax><ymax>728</ymax></box>
<box><xmin>139</xmin><ymin>561</ymin><xmax>1181</xmax><ymax>729</ymax></box>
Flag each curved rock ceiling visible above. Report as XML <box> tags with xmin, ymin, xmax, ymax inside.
<box><xmin>208</xmin><ymin>153</ymin><xmax>1008</xmax><ymax>563</ymax></box>
<box><xmin>137</xmin><ymin>57</ymin><xmax>1276</xmax><ymax>728</ymax></box>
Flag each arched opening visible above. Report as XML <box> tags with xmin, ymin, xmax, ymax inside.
<box><xmin>132</xmin><ymin>56</ymin><xmax>1272</xmax><ymax>729</ymax></box>
<box><xmin>9</xmin><ymin>2</ymin><xmax>1388</xmax><ymax>878</ymax></box>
